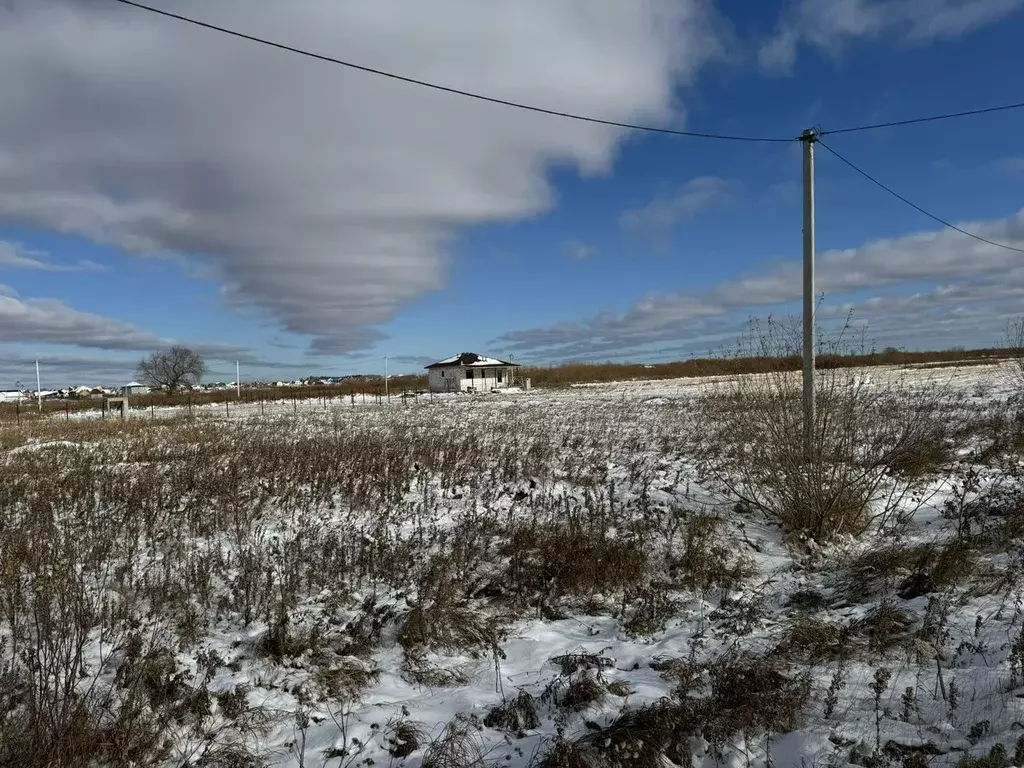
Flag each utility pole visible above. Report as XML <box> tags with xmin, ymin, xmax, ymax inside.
<box><xmin>35</xmin><ymin>360</ymin><xmax>42</xmax><ymax>412</ymax></box>
<box><xmin>236</xmin><ymin>361</ymin><xmax>241</xmax><ymax>398</ymax></box>
<box><xmin>384</xmin><ymin>355</ymin><xmax>389</xmax><ymax>402</ymax></box>
<box><xmin>800</xmin><ymin>129</ymin><xmax>817</xmax><ymax>457</ymax></box>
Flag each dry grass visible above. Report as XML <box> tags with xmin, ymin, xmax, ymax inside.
<box><xmin>422</xmin><ymin>717</ymin><xmax>487</xmax><ymax>768</ymax></box>
<box><xmin>777</xmin><ymin>616</ymin><xmax>856</xmax><ymax>662</ymax></box>
<box><xmin>484</xmin><ymin>691</ymin><xmax>540</xmax><ymax>735</ymax></box>
<box><xmin>540</xmin><ymin>653</ymin><xmax>811</xmax><ymax>768</ymax></box>
<box><xmin>1</xmin><ymin>356</ymin><xmax>1016</xmax><ymax>764</ymax></box>
<box><xmin>501</xmin><ymin>517</ymin><xmax>649</xmax><ymax>610</ymax></box>
<box><xmin>673</xmin><ymin>514</ymin><xmax>757</xmax><ymax>592</ymax></box>
<box><xmin>846</xmin><ymin>540</ymin><xmax>980</xmax><ymax>602</ymax></box>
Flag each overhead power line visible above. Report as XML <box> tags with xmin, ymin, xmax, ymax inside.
<box><xmin>110</xmin><ymin>0</ymin><xmax>792</xmax><ymax>143</ymax></box>
<box><xmin>819</xmin><ymin>101</ymin><xmax>1024</xmax><ymax>137</ymax></box>
<box><xmin>817</xmin><ymin>139</ymin><xmax>1024</xmax><ymax>254</ymax></box>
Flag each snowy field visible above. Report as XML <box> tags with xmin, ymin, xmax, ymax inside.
<box><xmin>2</xmin><ymin>362</ymin><xmax>1023</xmax><ymax>768</ymax></box>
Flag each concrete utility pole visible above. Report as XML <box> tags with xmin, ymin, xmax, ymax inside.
<box><xmin>384</xmin><ymin>355</ymin><xmax>389</xmax><ymax>401</ymax></box>
<box><xmin>35</xmin><ymin>360</ymin><xmax>42</xmax><ymax>412</ymax></box>
<box><xmin>800</xmin><ymin>129</ymin><xmax>817</xmax><ymax>457</ymax></box>
<box><xmin>236</xmin><ymin>361</ymin><xmax>241</xmax><ymax>398</ymax></box>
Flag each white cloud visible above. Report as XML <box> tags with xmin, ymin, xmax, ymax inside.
<box><xmin>564</xmin><ymin>241</ymin><xmax>595</xmax><ymax>262</ymax></box>
<box><xmin>621</xmin><ymin>176</ymin><xmax>737</xmax><ymax>231</ymax></box>
<box><xmin>0</xmin><ymin>241</ymin><xmax>106</xmax><ymax>272</ymax></box>
<box><xmin>496</xmin><ymin>210</ymin><xmax>1024</xmax><ymax>359</ymax></box>
<box><xmin>760</xmin><ymin>0</ymin><xmax>1024</xmax><ymax>71</ymax></box>
<box><xmin>0</xmin><ymin>290</ymin><xmax>256</xmax><ymax>361</ymax></box>
<box><xmin>0</xmin><ymin>348</ymin><xmax>326</xmax><ymax>387</ymax></box>
<box><xmin>996</xmin><ymin>156</ymin><xmax>1024</xmax><ymax>174</ymax></box>
<box><xmin>0</xmin><ymin>0</ymin><xmax>724</xmax><ymax>355</ymax></box>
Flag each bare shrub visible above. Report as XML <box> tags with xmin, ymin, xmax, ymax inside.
<box><xmin>860</xmin><ymin>600</ymin><xmax>916</xmax><ymax>654</ymax></box>
<box><xmin>777</xmin><ymin>616</ymin><xmax>856</xmax><ymax>662</ymax></box>
<box><xmin>383</xmin><ymin>711</ymin><xmax>426</xmax><ymax>759</ymax></box>
<box><xmin>422</xmin><ymin>716</ymin><xmax>486</xmax><ymax>768</ymax></box>
<box><xmin>956</xmin><ymin>743</ymin><xmax>1013</xmax><ymax>768</ymax></box>
<box><xmin>401</xmin><ymin>656</ymin><xmax>471</xmax><ymax>688</ymax></box>
<box><xmin>702</xmin><ymin>653</ymin><xmax>811</xmax><ymax>747</ymax></box>
<box><xmin>672</xmin><ymin>515</ymin><xmax>756</xmax><ymax>592</ymax></box>
<box><xmin>310</xmin><ymin>657</ymin><xmax>380</xmax><ymax>701</ymax></box>
<box><xmin>539</xmin><ymin>654</ymin><xmax>809</xmax><ymax>768</ymax></box>
<box><xmin>558</xmin><ymin>671</ymin><xmax>606</xmax><ymax>711</ymax></box>
<box><xmin>621</xmin><ymin>584</ymin><xmax>680</xmax><ymax>638</ymax></box>
<box><xmin>1004</xmin><ymin>317</ymin><xmax>1024</xmax><ymax>393</ymax></box>
<box><xmin>538</xmin><ymin>702</ymin><xmax>697</xmax><ymax>768</ymax></box>
<box><xmin>699</xmin><ymin>318</ymin><xmax>955</xmax><ymax>543</ymax></box>
<box><xmin>397</xmin><ymin>557</ymin><xmax>502</xmax><ymax>655</ymax></box>
<box><xmin>847</xmin><ymin>540</ymin><xmax>978</xmax><ymax>602</ymax></box>
<box><xmin>484</xmin><ymin>691</ymin><xmax>540</xmax><ymax>735</ymax></box>
<box><xmin>502</xmin><ymin>517</ymin><xmax>648</xmax><ymax>610</ymax></box>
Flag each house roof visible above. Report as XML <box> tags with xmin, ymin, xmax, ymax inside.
<box><xmin>425</xmin><ymin>352</ymin><xmax>519</xmax><ymax>369</ymax></box>
<box><xmin>124</xmin><ymin>381</ymin><xmax>146</xmax><ymax>387</ymax></box>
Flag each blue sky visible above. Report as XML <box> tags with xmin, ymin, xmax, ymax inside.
<box><xmin>1</xmin><ymin>0</ymin><xmax>1023</xmax><ymax>386</ymax></box>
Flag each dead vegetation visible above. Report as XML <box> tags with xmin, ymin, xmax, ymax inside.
<box><xmin>540</xmin><ymin>653</ymin><xmax>811</xmax><ymax>768</ymax></box>
<box><xmin>2</xmin><ymin>347</ymin><xmax>1023</xmax><ymax>766</ymax></box>
<box><xmin>697</xmin><ymin>319</ymin><xmax>958</xmax><ymax>544</ymax></box>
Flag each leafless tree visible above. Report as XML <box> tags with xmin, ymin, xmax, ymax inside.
<box><xmin>1004</xmin><ymin>317</ymin><xmax>1024</xmax><ymax>391</ymax></box>
<box><xmin>137</xmin><ymin>345</ymin><xmax>205</xmax><ymax>394</ymax></box>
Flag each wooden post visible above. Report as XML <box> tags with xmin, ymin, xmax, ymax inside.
<box><xmin>189</xmin><ymin>395</ymin><xmax>193</xmax><ymax>417</ymax></box>
<box><xmin>225</xmin><ymin>399</ymin><xmax>230</xmax><ymax>418</ymax></box>
<box><xmin>65</xmin><ymin>402</ymin><xmax>69</xmax><ymax>421</ymax></box>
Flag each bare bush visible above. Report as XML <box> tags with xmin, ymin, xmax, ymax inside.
<box><xmin>698</xmin><ymin>318</ymin><xmax>954</xmax><ymax>543</ymax></box>
<box><xmin>1004</xmin><ymin>317</ymin><xmax>1024</xmax><ymax>394</ymax></box>
<box><xmin>501</xmin><ymin>515</ymin><xmax>648</xmax><ymax>611</ymax></box>
<box><xmin>539</xmin><ymin>653</ymin><xmax>810</xmax><ymax>768</ymax></box>
<box><xmin>422</xmin><ymin>716</ymin><xmax>486</xmax><ymax>768</ymax></box>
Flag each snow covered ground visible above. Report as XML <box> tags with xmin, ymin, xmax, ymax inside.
<box><xmin>2</xmin><ymin>361</ymin><xmax>1023</xmax><ymax>767</ymax></box>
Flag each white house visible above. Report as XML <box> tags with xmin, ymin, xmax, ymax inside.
<box><xmin>121</xmin><ymin>381</ymin><xmax>151</xmax><ymax>396</ymax></box>
<box><xmin>425</xmin><ymin>353</ymin><xmax>519</xmax><ymax>394</ymax></box>
<box><xmin>0</xmin><ymin>390</ymin><xmax>25</xmax><ymax>404</ymax></box>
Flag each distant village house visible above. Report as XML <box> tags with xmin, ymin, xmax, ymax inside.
<box><xmin>425</xmin><ymin>353</ymin><xmax>519</xmax><ymax>394</ymax></box>
<box><xmin>121</xmin><ymin>381</ymin><xmax>151</xmax><ymax>396</ymax></box>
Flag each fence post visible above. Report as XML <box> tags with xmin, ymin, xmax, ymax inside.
<box><xmin>225</xmin><ymin>399</ymin><xmax>230</xmax><ymax>418</ymax></box>
<box><xmin>189</xmin><ymin>395</ymin><xmax>193</xmax><ymax>417</ymax></box>
<box><xmin>151</xmin><ymin>398</ymin><xmax>155</xmax><ymax>419</ymax></box>
<box><xmin>65</xmin><ymin>402</ymin><xmax>70</xmax><ymax>420</ymax></box>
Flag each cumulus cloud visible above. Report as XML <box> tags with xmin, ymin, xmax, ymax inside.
<box><xmin>760</xmin><ymin>0</ymin><xmax>1024</xmax><ymax>71</ymax></box>
<box><xmin>495</xmin><ymin>210</ymin><xmax>1024</xmax><ymax>360</ymax></box>
<box><xmin>0</xmin><ymin>290</ymin><xmax>257</xmax><ymax>362</ymax></box>
<box><xmin>0</xmin><ymin>241</ymin><xmax>106</xmax><ymax>272</ymax></box>
<box><xmin>621</xmin><ymin>176</ymin><xmax>737</xmax><ymax>231</ymax></box>
<box><xmin>0</xmin><ymin>0</ymin><xmax>725</xmax><ymax>356</ymax></box>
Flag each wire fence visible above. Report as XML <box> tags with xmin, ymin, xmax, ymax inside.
<box><xmin>0</xmin><ymin>381</ymin><xmax>440</xmax><ymax>425</ymax></box>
